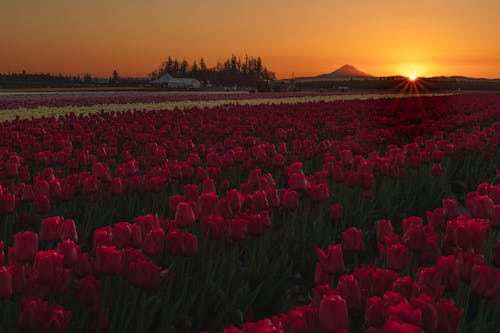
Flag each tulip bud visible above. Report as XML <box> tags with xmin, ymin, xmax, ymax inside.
<box><xmin>342</xmin><ymin>227</ymin><xmax>363</xmax><ymax>251</ymax></box>
<box><xmin>128</xmin><ymin>260</ymin><xmax>161</xmax><ymax>289</ymax></box>
<box><xmin>319</xmin><ymin>294</ymin><xmax>349</xmax><ymax>333</ymax></box>
<box><xmin>14</xmin><ymin>231</ymin><xmax>38</xmax><ymax>262</ymax></box>
<box><xmin>175</xmin><ymin>202</ymin><xmax>196</xmax><ymax>228</ymax></box>
<box><xmin>40</xmin><ymin>216</ymin><xmax>63</xmax><ymax>242</ymax></box>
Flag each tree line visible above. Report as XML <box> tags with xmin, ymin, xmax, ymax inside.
<box><xmin>150</xmin><ymin>54</ymin><xmax>276</xmax><ymax>86</ymax></box>
<box><xmin>0</xmin><ymin>71</ymin><xmax>146</xmax><ymax>89</ymax></box>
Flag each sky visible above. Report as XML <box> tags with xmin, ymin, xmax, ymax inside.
<box><xmin>2</xmin><ymin>0</ymin><xmax>500</xmax><ymax>79</ymax></box>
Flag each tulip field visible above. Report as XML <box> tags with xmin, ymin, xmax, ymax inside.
<box><xmin>0</xmin><ymin>92</ymin><xmax>499</xmax><ymax>333</ymax></box>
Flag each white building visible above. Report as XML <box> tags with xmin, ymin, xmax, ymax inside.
<box><xmin>150</xmin><ymin>73</ymin><xmax>201</xmax><ymax>88</ymax></box>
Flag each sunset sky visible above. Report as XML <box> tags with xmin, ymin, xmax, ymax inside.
<box><xmin>2</xmin><ymin>0</ymin><xmax>500</xmax><ymax>79</ymax></box>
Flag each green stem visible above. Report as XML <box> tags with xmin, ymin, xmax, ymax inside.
<box><xmin>475</xmin><ymin>299</ymin><xmax>486</xmax><ymax>333</ymax></box>
<box><xmin>137</xmin><ymin>292</ymin><xmax>147</xmax><ymax>333</ymax></box>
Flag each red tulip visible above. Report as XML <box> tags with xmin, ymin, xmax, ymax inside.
<box><xmin>312</xmin><ymin>283</ymin><xmax>335</xmax><ymax>308</ymax></box>
<box><xmin>18</xmin><ymin>297</ymin><xmax>49</xmax><ymax>332</ymax></box>
<box><xmin>435</xmin><ymin>299</ymin><xmax>463</xmax><ymax>333</ymax></box>
<box><xmin>381</xmin><ymin>320</ymin><xmax>421</xmax><ymax>333</ymax></box>
<box><xmin>411</xmin><ymin>294</ymin><xmax>437</xmax><ymax>333</ymax></box>
<box><xmin>227</xmin><ymin>218</ymin><xmax>248</xmax><ymax>241</ymax></box>
<box><xmin>182</xmin><ymin>232</ymin><xmax>199</xmax><ymax>256</ymax></box>
<box><xmin>93</xmin><ymin>227</ymin><xmax>114</xmax><ymax>249</ymax></box>
<box><xmin>73</xmin><ymin>252</ymin><xmax>93</xmax><ymax>277</ymax></box>
<box><xmin>142</xmin><ymin>227</ymin><xmax>165</xmax><ymax>257</ymax></box>
<box><xmin>7</xmin><ymin>264</ymin><xmax>25</xmax><ymax>294</ymax></box>
<box><xmin>247</xmin><ymin>213</ymin><xmax>269</xmax><ymax>236</ymax></box>
<box><xmin>227</xmin><ymin>189</ymin><xmax>243</xmax><ymax>211</ymax></box>
<box><xmin>184</xmin><ymin>184</ymin><xmax>199</xmax><ymax>202</ymax></box>
<box><xmin>342</xmin><ymin>227</ymin><xmax>363</xmax><ymax>251</ymax></box>
<box><xmin>43</xmin><ymin>304</ymin><xmax>72</xmax><ymax>333</ymax></box>
<box><xmin>128</xmin><ymin>260</ymin><xmax>161</xmax><ymax>289</ymax></box>
<box><xmin>168</xmin><ymin>194</ymin><xmax>185</xmax><ymax>213</ymax></box>
<box><xmin>317</xmin><ymin>244</ymin><xmax>345</xmax><ymax>275</ymax></box>
<box><xmin>376</xmin><ymin>219</ymin><xmax>394</xmax><ymax>243</ymax></box>
<box><xmin>336</xmin><ymin>274</ymin><xmax>363</xmax><ymax>312</ymax></box>
<box><xmin>175</xmin><ymin>202</ymin><xmax>197</xmax><ymax>228</ymax></box>
<box><xmin>386</xmin><ymin>244</ymin><xmax>408</xmax><ymax>272</ymax></box>
<box><xmin>33</xmin><ymin>250</ymin><xmax>64</xmax><ymax>284</ymax></box>
<box><xmin>391</xmin><ymin>276</ymin><xmax>414</xmax><ymax>300</ymax></box>
<box><xmin>113</xmin><ymin>222</ymin><xmax>133</xmax><ymax>249</ymax></box>
<box><xmin>365</xmin><ymin>296</ymin><xmax>384</xmax><ymax>327</ymax></box>
<box><xmin>386</xmin><ymin>302</ymin><xmax>422</xmax><ymax>327</ymax></box>
<box><xmin>59</xmin><ymin>219</ymin><xmax>78</xmax><ymax>242</ymax></box>
<box><xmin>471</xmin><ymin>265</ymin><xmax>500</xmax><ymax>299</ymax></box>
<box><xmin>165</xmin><ymin>229</ymin><xmax>184</xmax><ymax>256</ymax></box>
<box><xmin>21</xmin><ymin>185</ymin><xmax>35</xmax><ymax>202</ymax></box>
<box><xmin>467</xmin><ymin>195</ymin><xmax>494</xmax><ymax>219</ymax></box>
<box><xmin>40</xmin><ymin>216</ymin><xmax>63</xmax><ymax>242</ymax></box>
<box><xmin>251</xmin><ymin>190</ymin><xmax>270</xmax><ymax>212</ymax></box>
<box><xmin>0</xmin><ymin>193</ymin><xmax>17</xmax><ymax>214</ymax></box>
<box><xmin>442</xmin><ymin>199</ymin><xmax>459</xmax><ymax>220</ymax></box>
<box><xmin>57</xmin><ymin>240</ymin><xmax>79</xmax><ymax>268</ymax></box>
<box><xmin>200</xmin><ymin>214</ymin><xmax>227</xmax><ymax>240</ymax></box>
<box><xmin>289</xmin><ymin>173</ymin><xmax>309</xmax><ymax>192</ymax></box>
<box><xmin>76</xmin><ymin>275</ymin><xmax>102</xmax><ymax>306</ymax></box>
<box><xmin>319</xmin><ymin>294</ymin><xmax>349</xmax><ymax>333</ymax></box>
<box><xmin>134</xmin><ymin>214</ymin><xmax>161</xmax><ymax>236</ymax></box>
<box><xmin>95</xmin><ymin>246</ymin><xmax>122</xmax><ymax>275</ymax></box>
<box><xmin>431</xmin><ymin>163</ymin><xmax>445</xmax><ymax>177</ymax></box>
<box><xmin>14</xmin><ymin>231</ymin><xmax>38</xmax><ymax>262</ymax></box>
<box><xmin>110</xmin><ymin>177</ymin><xmax>124</xmax><ymax>195</ymax></box>
<box><xmin>0</xmin><ymin>267</ymin><xmax>12</xmax><ymax>298</ymax></box>
<box><xmin>339</xmin><ymin>150</ymin><xmax>353</xmax><ymax>166</ymax></box>
<box><xmin>197</xmin><ymin>192</ymin><xmax>218</xmax><ymax>216</ymax></box>
<box><xmin>201</xmin><ymin>178</ymin><xmax>216</xmax><ymax>194</ymax></box>
<box><xmin>282</xmin><ymin>189</ymin><xmax>298</xmax><ymax>211</ymax></box>
<box><xmin>426</xmin><ymin>208</ymin><xmax>446</xmax><ymax>231</ymax></box>
<box><xmin>403</xmin><ymin>225</ymin><xmax>426</xmax><ymax>252</ymax></box>
<box><xmin>309</xmin><ymin>183</ymin><xmax>329</xmax><ymax>202</ymax></box>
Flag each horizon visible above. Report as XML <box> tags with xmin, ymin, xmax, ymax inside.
<box><xmin>2</xmin><ymin>1</ymin><xmax>500</xmax><ymax>79</ymax></box>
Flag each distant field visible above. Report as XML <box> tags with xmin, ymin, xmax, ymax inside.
<box><xmin>0</xmin><ymin>92</ymin><xmax>450</xmax><ymax>121</ymax></box>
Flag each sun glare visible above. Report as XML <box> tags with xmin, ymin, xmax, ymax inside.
<box><xmin>409</xmin><ymin>74</ymin><xmax>417</xmax><ymax>81</ymax></box>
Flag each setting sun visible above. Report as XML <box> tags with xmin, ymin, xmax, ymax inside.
<box><xmin>409</xmin><ymin>74</ymin><xmax>417</xmax><ymax>81</ymax></box>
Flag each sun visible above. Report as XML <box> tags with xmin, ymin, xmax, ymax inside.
<box><xmin>409</xmin><ymin>74</ymin><xmax>417</xmax><ymax>81</ymax></box>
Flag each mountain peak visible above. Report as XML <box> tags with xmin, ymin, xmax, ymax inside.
<box><xmin>329</xmin><ymin>64</ymin><xmax>374</xmax><ymax>77</ymax></box>
<box><xmin>338</xmin><ymin>64</ymin><xmax>356</xmax><ymax>70</ymax></box>
<box><xmin>295</xmin><ymin>64</ymin><xmax>375</xmax><ymax>81</ymax></box>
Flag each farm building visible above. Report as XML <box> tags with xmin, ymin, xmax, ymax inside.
<box><xmin>150</xmin><ymin>73</ymin><xmax>201</xmax><ymax>88</ymax></box>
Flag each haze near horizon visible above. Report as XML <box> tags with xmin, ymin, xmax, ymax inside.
<box><xmin>2</xmin><ymin>0</ymin><xmax>500</xmax><ymax>79</ymax></box>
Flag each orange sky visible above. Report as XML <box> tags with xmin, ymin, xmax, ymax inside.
<box><xmin>2</xmin><ymin>1</ymin><xmax>500</xmax><ymax>79</ymax></box>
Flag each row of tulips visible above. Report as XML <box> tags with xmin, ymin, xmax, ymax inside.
<box><xmin>0</xmin><ymin>91</ymin><xmax>347</xmax><ymax>110</ymax></box>
<box><xmin>221</xmin><ymin>181</ymin><xmax>500</xmax><ymax>333</ymax></box>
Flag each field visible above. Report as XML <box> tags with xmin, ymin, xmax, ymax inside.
<box><xmin>0</xmin><ymin>91</ymin><xmax>499</xmax><ymax>333</ymax></box>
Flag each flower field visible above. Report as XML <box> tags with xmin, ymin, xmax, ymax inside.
<box><xmin>0</xmin><ymin>92</ymin><xmax>499</xmax><ymax>332</ymax></box>
<box><xmin>0</xmin><ymin>91</ymin><xmax>444</xmax><ymax>122</ymax></box>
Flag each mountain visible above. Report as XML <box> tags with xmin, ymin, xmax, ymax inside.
<box><xmin>297</xmin><ymin>64</ymin><xmax>376</xmax><ymax>81</ymax></box>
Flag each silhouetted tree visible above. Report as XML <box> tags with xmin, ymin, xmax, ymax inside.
<box><xmin>150</xmin><ymin>54</ymin><xmax>275</xmax><ymax>86</ymax></box>
<box><xmin>111</xmin><ymin>69</ymin><xmax>119</xmax><ymax>84</ymax></box>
